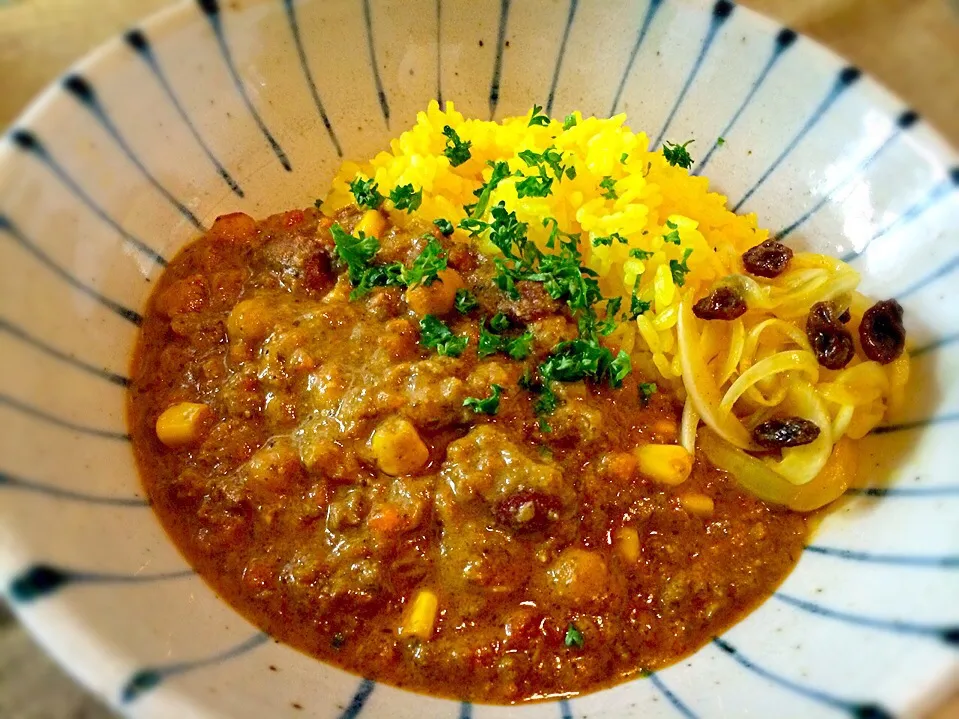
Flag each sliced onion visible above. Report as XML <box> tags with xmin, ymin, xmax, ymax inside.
<box><xmin>680</xmin><ymin>396</ymin><xmax>700</xmax><ymax>455</ymax></box>
<box><xmin>762</xmin><ymin>381</ymin><xmax>833</xmax><ymax>485</ymax></box>
<box><xmin>740</xmin><ymin>318</ymin><xmax>810</xmax><ymax>373</ymax></box>
<box><xmin>718</xmin><ymin>318</ymin><xmax>745</xmax><ymax>385</ymax></box>
<box><xmin>720</xmin><ymin>350</ymin><xmax>819</xmax><ymax>415</ymax></box>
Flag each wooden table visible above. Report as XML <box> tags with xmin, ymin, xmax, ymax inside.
<box><xmin>1</xmin><ymin>1</ymin><xmax>957</xmax><ymax>717</ymax></box>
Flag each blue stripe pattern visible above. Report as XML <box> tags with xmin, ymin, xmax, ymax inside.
<box><xmin>124</xmin><ymin>29</ymin><xmax>244</xmax><ymax>196</ymax></box>
<box><xmin>0</xmin><ymin>316</ymin><xmax>129</xmax><ymax>386</ymax></box>
<box><xmin>488</xmin><ymin>0</ymin><xmax>512</xmax><ymax>119</ymax></box>
<box><xmin>9</xmin><ymin>130</ymin><xmax>167</xmax><ymax>266</ymax></box>
<box><xmin>805</xmin><ymin>544</ymin><xmax>959</xmax><ymax>569</ymax></box>
<box><xmin>362</xmin><ymin>0</ymin><xmax>390</xmax><ymax>126</ymax></box>
<box><xmin>650</xmin><ymin>673</ymin><xmax>698</xmax><ymax>718</ymax></box>
<box><xmin>196</xmin><ymin>0</ymin><xmax>292</xmax><ymax>170</ymax></box>
<box><xmin>0</xmin><ymin>215</ymin><xmax>142</xmax><ymax>325</ymax></box>
<box><xmin>896</xmin><ymin>253</ymin><xmax>959</xmax><ymax>300</ymax></box>
<box><xmin>458</xmin><ymin>701</ymin><xmax>472</xmax><ymax>719</ymax></box>
<box><xmin>436</xmin><ymin>0</ymin><xmax>444</xmax><ymax>105</ymax></box>
<box><xmin>0</xmin><ymin>394</ymin><xmax>129</xmax><ymax>441</ymax></box>
<box><xmin>913</xmin><ymin>333</ymin><xmax>959</xmax><ymax>357</ymax></box>
<box><xmin>559</xmin><ymin>697</ymin><xmax>574</xmax><ymax>719</ymax></box>
<box><xmin>62</xmin><ymin>75</ymin><xmax>204</xmax><ymax>230</ymax></box>
<box><xmin>545</xmin><ymin>0</ymin><xmax>578</xmax><ymax>115</ymax></box>
<box><xmin>9</xmin><ymin>564</ymin><xmax>193</xmax><ymax>603</ymax></box>
<box><xmin>843</xmin><ymin>167</ymin><xmax>958</xmax><ymax>263</ymax></box>
<box><xmin>610</xmin><ymin>0</ymin><xmax>665</xmax><ymax>115</ymax></box>
<box><xmin>652</xmin><ymin>0</ymin><xmax>734</xmax><ymax>149</ymax></box>
<box><xmin>0</xmin><ymin>470</ymin><xmax>148</xmax><ymax>507</ymax></box>
<box><xmin>339</xmin><ymin>678</ymin><xmax>375</xmax><ymax>719</ymax></box>
<box><xmin>776</xmin><ymin>593</ymin><xmax>959</xmax><ymax>647</ymax></box>
<box><xmin>712</xmin><ymin>638</ymin><xmax>892</xmax><ymax>718</ymax></box>
<box><xmin>732</xmin><ymin>66</ymin><xmax>862</xmax><ymax>212</ymax></box>
<box><xmin>695</xmin><ymin>28</ymin><xmax>797</xmax><ymax>175</ymax></box>
<box><xmin>871</xmin><ymin>413</ymin><xmax>959</xmax><ymax>435</ymax></box>
<box><xmin>282</xmin><ymin>0</ymin><xmax>343</xmax><ymax>156</ymax></box>
<box><xmin>776</xmin><ymin>110</ymin><xmax>919</xmax><ymax>241</ymax></box>
<box><xmin>847</xmin><ymin>485</ymin><xmax>959</xmax><ymax>498</ymax></box>
<box><xmin>121</xmin><ymin>632</ymin><xmax>270</xmax><ymax>703</ymax></box>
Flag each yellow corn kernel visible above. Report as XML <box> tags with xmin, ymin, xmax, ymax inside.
<box><xmin>155</xmin><ymin>402</ymin><xmax>211</xmax><ymax>448</ymax></box>
<box><xmin>400</xmin><ymin>589</ymin><xmax>438</xmax><ymax>639</ymax></box>
<box><xmin>615</xmin><ymin>527</ymin><xmax>640</xmax><ymax>562</ymax></box>
<box><xmin>371</xmin><ymin>416</ymin><xmax>429</xmax><ymax>476</ymax></box>
<box><xmin>680</xmin><ymin>493</ymin><xmax>715</xmax><ymax>516</ymax></box>
<box><xmin>634</xmin><ymin>443</ymin><xmax>692</xmax><ymax>486</ymax></box>
<box><xmin>355</xmin><ymin>209</ymin><xmax>387</xmax><ymax>239</ymax></box>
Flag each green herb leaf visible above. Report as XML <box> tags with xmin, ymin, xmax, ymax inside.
<box><xmin>607</xmin><ymin>350</ymin><xmax>632</xmax><ymax>388</ymax></box>
<box><xmin>442</xmin><ymin>125</ymin><xmax>472</xmax><ymax>167</ymax></box>
<box><xmin>629</xmin><ymin>248</ymin><xmax>654</xmax><ymax>260</ymax></box>
<box><xmin>599</xmin><ymin>175</ymin><xmax>618</xmax><ymax>200</ymax></box>
<box><xmin>454</xmin><ymin>288</ymin><xmax>479</xmax><ymax>314</ymax></box>
<box><xmin>331</xmin><ymin>223</ymin><xmax>379</xmax><ymax>282</ymax></box>
<box><xmin>639</xmin><ymin>382</ymin><xmax>658</xmax><ymax>406</ymax></box>
<box><xmin>478</xmin><ymin>321</ymin><xmax>503</xmax><ymax>358</ymax></box>
<box><xmin>402</xmin><ymin>236</ymin><xmax>447</xmax><ymax>287</ymax></box>
<box><xmin>515</xmin><ymin>173</ymin><xmax>553</xmax><ymax>198</ymax></box>
<box><xmin>528</xmin><ymin>104</ymin><xmax>551</xmax><ymax>127</ymax></box>
<box><xmin>505</xmin><ymin>331</ymin><xmax>534</xmax><ymax>360</ymax></box>
<box><xmin>669</xmin><ymin>247</ymin><xmax>694</xmax><ymax>287</ymax></box>
<box><xmin>592</xmin><ymin>232</ymin><xmax>628</xmax><ymax>247</ymax></box>
<box><xmin>351</xmin><ymin>262</ymin><xmax>404</xmax><ymax>300</ymax></box>
<box><xmin>565</xmin><ymin>166</ymin><xmax>577</xmax><ymax>180</ymax></box>
<box><xmin>662</xmin><ymin>140</ymin><xmax>695</xmax><ymax>169</ymax></box>
<box><xmin>470</xmin><ymin>161</ymin><xmax>514</xmax><ymax>219</ymax></box>
<box><xmin>716</xmin><ymin>136</ymin><xmax>726</xmax><ymax>146</ymax></box>
<box><xmin>598</xmin><ymin>296</ymin><xmax>622</xmax><ymax>336</ymax></box>
<box><xmin>489</xmin><ymin>312</ymin><xmax>510</xmax><ymax>332</ymax></box>
<box><xmin>349</xmin><ymin>177</ymin><xmax>384</xmax><ymax>210</ymax></box>
<box><xmin>620</xmin><ymin>152</ymin><xmax>629</xmax><ymax>164</ymax></box>
<box><xmin>626</xmin><ymin>277</ymin><xmax>651</xmax><ymax>320</ymax></box>
<box><xmin>433</xmin><ymin>218</ymin><xmax>455</xmax><ymax>237</ymax></box>
<box><xmin>564</xmin><ymin>623</ymin><xmax>584</xmax><ymax>649</ymax></box>
<box><xmin>419</xmin><ymin>315</ymin><xmax>469</xmax><ymax>357</ymax></box>
<box><xmin>463</xmin><ymin>384</ymin><xmax>503</xmax><ymax>415</ymax></box>
<box><xmin>662</xmin><ymin>220</ymin><xmax>682</xmax><ymax>245</ymax></box>
<box><xmin>389</xmin><ymin>183</ymin><xmax>423</xmax><ymax>212</ymax></box>
<box><xmin>562</xmin><ymin>113</ymin><xmax>578</xmax><ymax>130</ymax></box>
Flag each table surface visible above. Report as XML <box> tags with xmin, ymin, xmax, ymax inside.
<box><xmin>1</xmin><ymin>1</ymin><xmax>957</xmax><ymax>717</ymax></box>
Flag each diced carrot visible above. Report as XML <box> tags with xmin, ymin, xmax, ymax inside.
<box><xmin>368</xmin><ymin>504</ymin><xmax>404</xmax><ymax>533</ymax></box>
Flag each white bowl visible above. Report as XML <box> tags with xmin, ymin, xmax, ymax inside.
<box><xmin>1</xmin><ymin>0</ymin><xmax>957</xmax><ymax>717</ymax></box>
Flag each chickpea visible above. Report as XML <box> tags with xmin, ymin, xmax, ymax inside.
<box><xmin>547</xmin><ymin>548</ymin><xmax>609</xmax><ymax>607</ymax></box>
<box><xmin>404</xmin><ymin>269</ymin><xmax>464</xmax><ymax>317</ymax></box>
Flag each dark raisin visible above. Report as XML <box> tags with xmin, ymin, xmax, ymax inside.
<box><xmin>742</xmin><ymin>239</ymin><xmax>794</xmax><ymax>278</ymax></box>
<box><xmin>693</xmin><ymin>286</ymin><xmax>747</xmax><ymax>320</ymax></box>
<box><xmin>859</xmin><ymin>299</ymin><xmax>905</xmax><ymax>364</ymax></box>
<box><xmin>838</xmin><ymin>308</ymin><xmax>851</xmax><ymax>324</ymax></box>
<box><xmin>806</xmin><ymin>301</ymin><xmax>855</xmax><ymax>370</ymax></box>
<box><xmin>495</xmin><ymin>491</ymin><xmax>561</xmax><ymax>532</ymax></box>
<box><xmin>753</xmin><ymin>417</ymin><xmax>821</xmax><ymax>449</ymax></box>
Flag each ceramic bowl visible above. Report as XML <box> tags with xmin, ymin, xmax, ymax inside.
<box><xmin>1</xmin><ymin>0</ymin><xmax>957</xmax><ymax>717</ymax></box>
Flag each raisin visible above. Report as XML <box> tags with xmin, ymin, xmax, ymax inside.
<box><xmin>806</xmin><ymin>301</ymin><xmax>855</xmax><ymax>370</ymax></box>
<box><xmin>859</xmin><ymin>299</ymin><xmax>905</xmax><ymax>364</ymax></box>
<box><xmin>693</xmin><ymin>286</ymin><xmax>747</xmax><ymax>320</ymax></box>
<box><xmin>753</xmin><ymin>417</ymin><xmax>821</xmax><ymax>449</ymax></box>
<box><xmin>742</xmin><ymin>239</ymin><xmax>793</xmax><ymax>278</ymax></box>
<box><xmin>838</xmin><ymin>307</ymin><xmax>851</xmax><ymax>324</ymax></box>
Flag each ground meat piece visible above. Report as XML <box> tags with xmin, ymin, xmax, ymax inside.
<box><xmin>260</xmin><ymin>234</ymin><xmax>333</xmax><ymax>294</ymax></box>
<box><xmin>693</xmin><ymin>286</ymin><xmax>747</xmax><ymax>320</ymax></box>
<box><xmin>858</xmin><ymin>299</ymin><xmax>905</xmax><ymax>364</ymax></box>
<box><xmin>154</xmin><ymin>274</ymin><xmax>208</xmax><ymax>317</ymax></box>
<box><xmin>499</xmin><ymin>281</ymin><xmax>561</xmax><ymax>322</ymax></box>
<box><xmin>494</xmin><ymin>491</ymin><xmax>563</xmax><ymax>532</ymax></box>
<box><xmin>752</xmin><ymin>417</ymin><xmax>821</xmax><ymax>449</ymax></box>
<box><xmin>806</xmin><ymin>302</ymin><xmax>854</xmax><ymax>370</ymax></box>
<box><xmin>742</xmin><ymin>239</ymin><xmax>793</xmax><ymax>278</ymax></box>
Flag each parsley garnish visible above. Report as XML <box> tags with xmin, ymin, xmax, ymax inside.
<box><xmin>620</xmin><ymin>152</ymin><xmax>629</xmax><ymax>164</ymax></box>
<box><xmin>419</xmin><ymin>315</ymin><xmax>468</xmax><ymax>357</ymax></box>
<box><xmin>505</xmin><ymin>331</ymin><xmax>534</xmax><ymax>360</ymax></box>
<box><xmin>403</xmin><ymin>236</ymin><xmax>447</xmax><ymax>287</ymax></box>
<box><xmin>442</xmin><ymin>125</ymin><xmax>472</xmax><ymax>167</ymax></box>
<box><xmin>463</xmin><ymin>384</ymin><xmax>503</xmax><ymax>415</ymax></box>
<box><xmin>662</xmin><ymin>140</ymin><xmax>694</xmax><ymax>169</ymax></box>
<box><xmin>717</xmin><ymin>136</ymin><xmax>726</xmax><ymax>146</ymax></box>
<box><xmin>627</xmin><ymin>278</ymin><xmax>651</xmax><ymax>319</ymax></box>
<box><xmin>331</xmin><ymin>223</ymin><xmax>379</xmax><ymax>282</ymax></box>
<box><xmin>662</xmin><ymin>220</ymin><xmax>681</xmax><ymax>245</ymax></box>
<box><xmin>528</xmin><ymin>104</ymin><xmax>550</xmax><ymax>127</ymax></box>
<box><xmin>349</xmin><ymin>177</ymin><xmax>384</xmax><ymax>210</ymax></box>
<box><xmin>592</xmin><ymin>232</ymin><xmax>628</xmax><ymax>247</ymax></box>
<box><xmin>565</xmin><ymin>623</ymin><xmax>584</xmax><ymax>649</ymax></box>
<box><xmin>562</xmin><ymin>113</ymin><xmax>577</xmax><ymax>130</ymax></box>
<box><xmin>540</xmin><ymin>339</ymin><xmax>630</xmax><ymax>389</ymax></box>
<box><xmin>518</xmin><ymin>147</ymin><xmax>568</xmax><ymax>183</ymax></box>
<box><xmin>629</xmin><ymin>248</ymin><xmax>654</xmax><ymax>260</ymax></box>
<box><xmin>389</xmin><ymin>183</ymin><xmax>423</xmax><ymax>212</ymax></box>
<box><xmin>313</xmin><ymin>198</ymin><xmax>323</xmax><ymax>209</ymax></box>
<box><xmin>466</xmin><ymin>161</ymin><xmax>514</xmax><ymax>219</ymax></box>
<box><xmin>516</xmin><ymin>173</ymin><xmax>553</xmax><ymax>198</ymax></box>
<box><xmin>598</xmin><ymin>296</ymin><xmax>622</xmax><ymax>336</ymax></box>
<box><xmin>639</xmin><ymin>382</ymin><xmax>658</xmax><ymax>406</ymax></box>
<box><xmin>669</xmin><ymin>247</ymin><xmax>694</xmax><ymax>287</ymax></box>
<box><xmin>489</xmin><ymin>312</ymin><xmax>510</xmax><ymax>332</ymax></box>
<box><xmin>478</xmin><ymin>321</ymin><xmax>504</xmax><ymax>357</ymax></box>
<box><xmin>599</xmin><ymin>175</ymin><xmax>618</xmax><ymax>200</ymax></box>
<box><xmin>433</xmin><ymin>218</ymin><xmax>454</xmax><ymax>236</ymax></box>
<box><xmin>454</xmin><ymin>288</ymin><xmax>479</xmax><ymax>314</ymax></box>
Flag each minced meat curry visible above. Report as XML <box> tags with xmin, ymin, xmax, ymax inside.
<box><xmin>129</xmin><ymin>206</ymin><xmax>809</xmax><ymax>703</ymax></box>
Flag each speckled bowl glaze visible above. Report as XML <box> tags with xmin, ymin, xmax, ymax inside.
<box><xmin>1</xmin><ymin>0</ymin><xmax>957</xmax><ymax>717</ymax></box>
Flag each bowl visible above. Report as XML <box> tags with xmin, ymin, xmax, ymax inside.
<box><xmin>1</xmin><ymin>0</ymin><xmax>957</xmax><ymax>716</ymax></box>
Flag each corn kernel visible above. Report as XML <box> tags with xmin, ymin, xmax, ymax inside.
<box><xmin>355</xmin><ymin>209</ymin><xmax>387</xmax><ymax>239</ymax></box>
<box><xmin>155</xmin><ymin>402</ymin><xmax>211</xmax><ymax>448</ymax></box>
<box><xmin>680</xmin><ymin>493</ymin><xmax>715</xmax><ymax>516</ymax></box>
<box><xmin>615</xmin><ymin>527</ymin><xmax>640</xmax><ymax>562</ymax></box>
<box><xmin>371</xmin><ymin>416</ymin><xmax>429</xmax><ymax>476</ymax></box>
<box><xmin>400</xmin><ymin>589</ymin><xmax>438</xmax><ymax>639</ymax></box>
<box><xmin>634</xmin><ymin>443</ymin><xmax>692</xmax><ymax>486</ymax></box>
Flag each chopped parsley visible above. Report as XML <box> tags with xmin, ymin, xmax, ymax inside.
<box><xmin>331</xmin><ymin>223</ymin><xmax>404</xmax><ymax>300</ymax></box>
<box><xmin>562</xmin><ymin>113</ymin><xmax>578</xmax><ymax>130</ymax></box>
<box><xmin>402</xmin><ymin>236</ymin><xmax>447</xmax><ymax>287</ymax></box>
<box><xmin>620</xmin><ymin>152</ymin><xmax>629</xmax><ymax>164</ymax></box>
<box><xmin>669</xmin><ymin>247</ymin><xmax>694</xmax><ymax>287</ymax></box>
<box><xmin>515</xmin><ymin>173</ymin><xmax>553</xmax><ymax>198</ymax></box>
<box><xmin>433</xmin><ymin>218</ymin><xmax>454</xmax><ymax>236</ymax></box>
<box><xmin>564</xmin><ymin>623</ymin><xmax>584</xmax><ymax>649</ymax></box>
<box><xmin>478</xmin><ymin>321</ymin><xmax>504</xmax><ymax>357</ymax></box>
<box><xmin>627</xmin><ymin>278</ymin><xmax>651</xmax><ymax>319</ymax></box>
<box><xmin>419</xmin><ymin>315</ymin><xmax>469</xmax><ymax>357</ymax></box>
<box><xmin>599</xmin><ymin>175</ymin><xmax>618</xmax><ymax>200</ymax></box>
<box><xmin>639</xmin><ymin>382</ymin><xmax>658</xmax><ymax>406</ymax></box>
<box><xmin>313</xmin><ymin>198</ymin><xmax>323</xmax><ymax>209</ymax></box>
<box><xmin>464</xmin><ymin>161</ymin><xmax>515</xmax><ymax>219</ymax></box>
<box><xmin>454</xmin><ymin>288</ymin><xmax>479</xmax><ymax>314</ymax></box>
<box><xmin>528</xmin><ymin>104</ymin><xmax>551</xmax><ymax>127</ymax></box>
<box><xmin>518</xmin><ymin>147</ymin><xmax>569</xmax><ymax>183</ymax></box>
<box><xmin>597</xmin><ymin>296</ymin><xmax>622</xmax><ymax>336</ymax></box>
<box><xmin>489</xmin><ymin>312</ymin><xmax>510</xmax><ymax>332</ymax></box>
<box><xmin>442</xmin><ymin>125</ymin><xmax>472</xmax><ymax>166</ymax></box>
<box><xmin>463</xmin><ymin>384</ymin><xmax>503</xmax><ymax>415</ymax></box>
<box><xmin>662</xmin><ymin>220</ymin><xmax>681</xmax><ymax>245</ymax></box>
<box><xmin>540</xmin><ymin>339</ymin><xmax>630</xmax><ymax>389</ymax></box>
<box><xmin>592</xmin><ymin>232</ymin><xmax>628</xmax><ymax>247</ymax></box>
<box><xmin>348</xmin><ymin>176</ymin><xmax>384</xmax><ymax>210</ymax></box>
<box><xmin>629</xmin><ymin>248</ymin><xmax>654</xmax><ymax>260</ymax></box>
<box><xmin>716</xmin><ymin>136</ymin><xmax>726</xmax><ymax>146</ymax></box>
<box><xmin>662</xmin><ymin>139</ymin><xmax>694</xmax><ymax>169</ymax></box>
<box><xmin>389</xmin><ymin>183</ymin><xmax>423</xmax><ymax>212</ymax></box>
